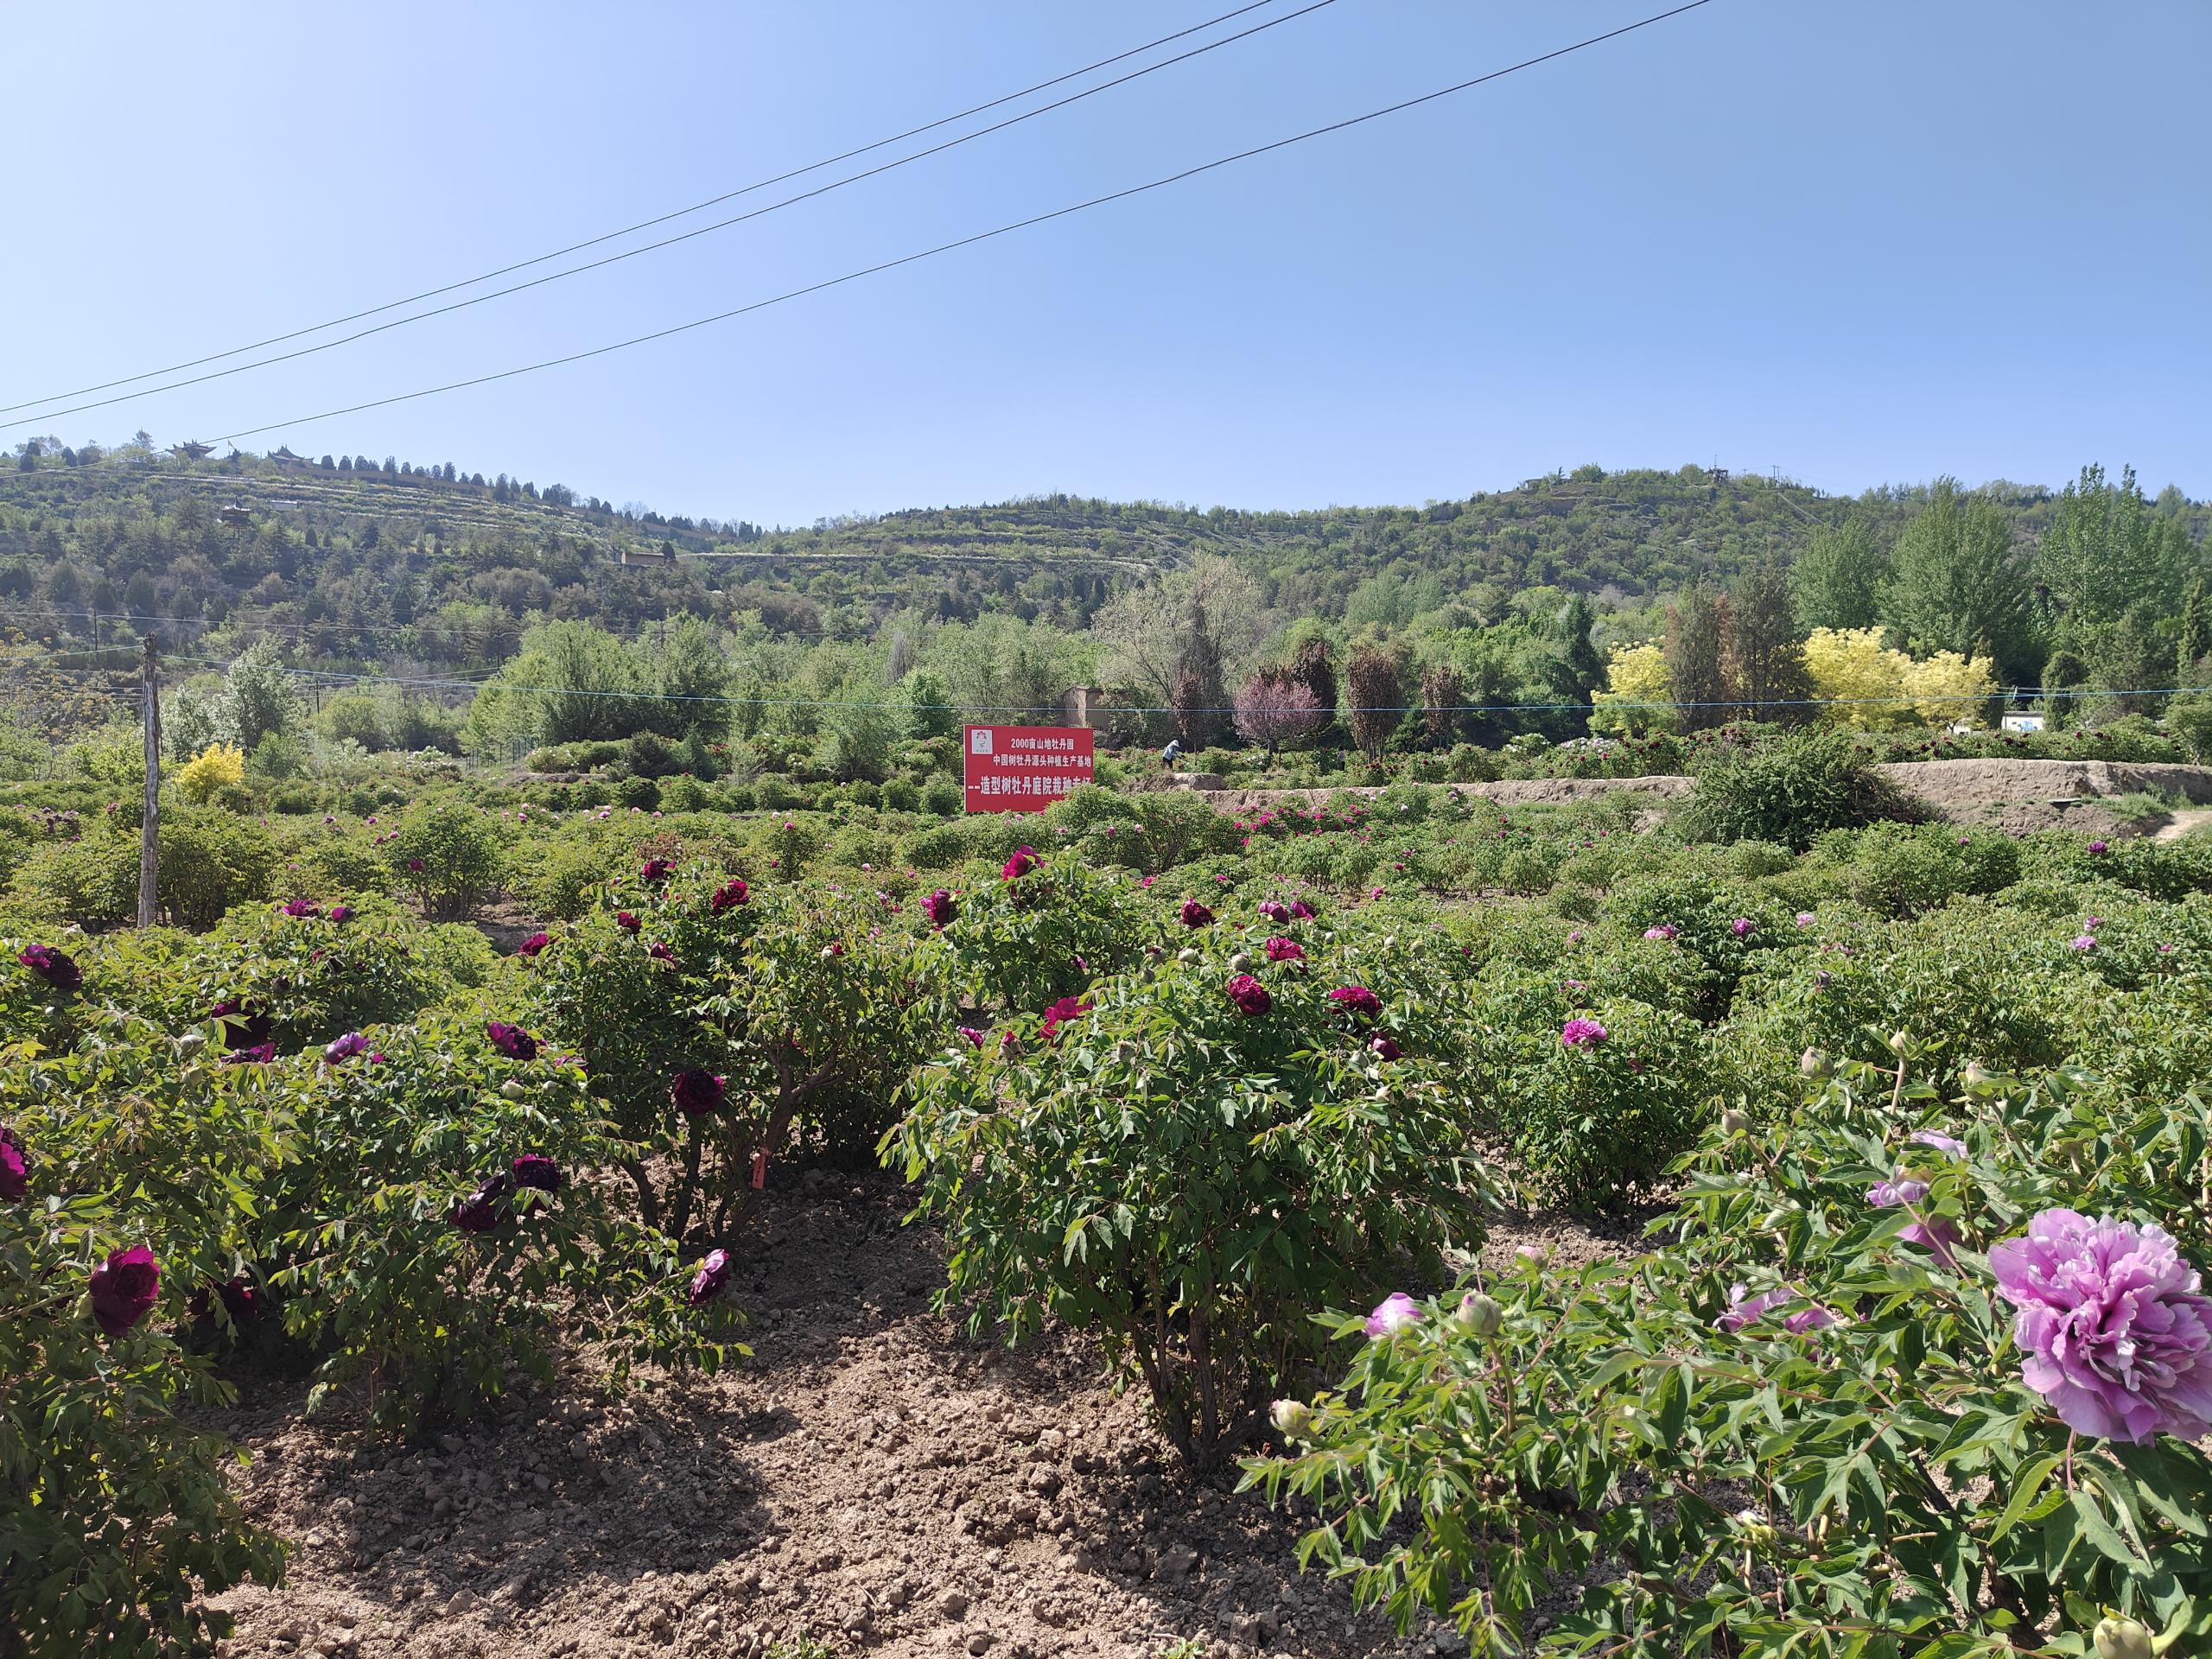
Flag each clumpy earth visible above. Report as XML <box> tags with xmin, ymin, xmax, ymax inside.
<box><xmin>209</xmin><ymin>1172</ymin><xmax>1622</xmax><ymax>1659</ymax></box>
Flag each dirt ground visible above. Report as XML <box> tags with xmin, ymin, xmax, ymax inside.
<box><xmin>207</xmin><ymin>1173</ymin><xmax>1629</xmax><ymax>1659</ymax></box>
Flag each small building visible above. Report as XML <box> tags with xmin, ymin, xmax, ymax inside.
<box><xmin>2001</xmin><ymin>712</ymin><xmax>2046</xmax><ymax>734</ymax></box>
<box><xmin>1058</xmin><ymin>686</ymin><xmax>1104</xmax><ymax>729</ymax></box>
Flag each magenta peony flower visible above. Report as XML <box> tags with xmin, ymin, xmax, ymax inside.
<box><xmin>486</xmin><ymin>1021</ymin><xmax>538</xmax><ymax>1061</ymax></box>
<box><xmin>641</xmin><ymin>858</ymin><xmax>672</xmax><ymax>887</ymax></box>
<box><xmin>279</xmin><ymin>898</ymin><xmax>321</xmax><ymax>918</ymax></box>
<box><xmin>1559</xmin><ymin>1017</ymin><xmax>1607</xmax><ymax>1049</ymax></box>
<box><xmin>323</xmin><ymin>1031</ymin><xmax>369</xmax><ymax>1064</ymax></box>
<box><xmin>2088</xmin><ymin>841</ymin><xmax>2108</xmax><ymax>855</ymax></box>
<box><xmin>922</xmin><ymin>888</ymin><xmax>957</xmax><ymax>928</ymax></box>
<box><xmin>407</xmin><ymin>857</ymin><xmax>425</xmax><ymax>873</ymax></box>
<box><xmin>452</xmin><ymin>1172</ymin><xmax>511</xmax><ymax>1234</ymax></box>
<box><xmin>1329</xmin><ymin>985</ymin><xmax>1381</xmax><ymax>1021</ymax></box>
<box><xmin>957</xmin><ymin>1026</ymin><xmax>987</xmax><ymax>1049</ymax></box>
<box><xmin>1369</xmin><ymin>1033</ymin><xmax>1402</xmax><ymax>1061</ymax></box>
<box><xmin>648</xmin><ymin>941</ymin><xmax>678</xmax><ymax>967</ymax></box>
<box><xmin>327</xmin><ymin>905</ymin><xmax>354</xmax><ymax>924</ymax></box>
<box><xmin>711</xmin><ymin>876</ymin><xmax>749</xmax><ymax>912</ymax></box>
<box><xmin>2084</xmin><ymin>916</ymin><xmax>2105</xmax><ymax>931</ymax></box>
<box><xmin>1039</xmin><ymin>996</ymin><xmax>1092</xmax><ymax>1043</ymax></box>
<box><xmin>670</xmin><ymin>1070</ymin><xmax>727</xmax><ymax>1117</ymax></box>
<box><xmin>225</xmin><ymin>1042</ymin><xmax>276</xmax><ymax>1065</ymax></box>
<box><xmin>90</xmin><ymin>1246</ymin><xmax>161</xmax><ymax>1337</ymax></box>
<box><xmin>2069</xmin><ymin>935</ymin><xmax>2098</xmax><ymax>953</ymax></box>
<box><xmin>0</xmin><ymin>1127</ymin><xmax>28</xmax><ymax>1200</ymax></box>
<box><xmin>1730</xmin><ymin>917</ymin><xmax>1756</xmax><ymax>939</ymax></box>
<box><xmin>1226</xmin><ymin>974</ymin><xmax>1272</xmax><ymax>1017</ymax></box>
<box><xmin>689</xmin><ymin>1247</ymin><xmax>734</xmax><ymax>1308</ymax></box>
<box><xmin>517</xmin><ymin>931</ymin><xmax>551</xmax><ymax>958</ymax></box>
<box><xmin>1001</xmin><ymin>845</ymin><xmax>1039</xmax><ymax>881</ymax></box>
<box><xmin>1989</xmin><ymin>1209</ymin><xmax>2212</xmax><ymax>1442</ymax></box>
<box><xmin>615</xmin><ymin>910</ymin><xmax>641</xmax><ymax>932</ymax></box>
<box><xmin>1642</xmin><ymin>925</ymin><xmax>1676</xmax><ymax>942</ymax></box>
<box><xmin>511</xmin><ymin>1154</ymin><xmax>563</xmax><ymax>1194</ymax></box>
<box><xmin>1717</xmin><ymin>1283</ymin><xmax>1836</xmax><ymax>1335</ymax></box>
<box><xmin>1257</xmin><ymin>899</ymin><xmax>1293</xmax><ymax>925</ymax></box>
<box><xmin>17</xmin><ymin>944</ymin><xmax>82</xmax><ymax>993</ymax></box>
<box><xmin>1179</xmin><ymin>899</ymin><xmax>1214</xmax><ymax>929</ymax></box>
<box><xmin>1363</xmin><ymin>1292</ymin><xmax>1423</xmax><ymax>1338</ymax></box>
<box><xmin>1263</xmin><ymin>937</ymin><xmax>1304</xmax><ymax>963</ymax></box>
<box><xmin>1289</xmin><ymin>899</ymin><xmax>1317</xmax><ymax>920</ymax></box>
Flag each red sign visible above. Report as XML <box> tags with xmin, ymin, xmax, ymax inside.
<box><xmin>963</xmin><ymin>724</ymin><xmax>1094</xmax><ymax>813</ymax></box>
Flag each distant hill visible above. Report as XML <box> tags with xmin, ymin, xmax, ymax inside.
<box><xmin>1</xmin><ymin>448</ymin><xmax>2202</xmax><ymax>681</ymax></box>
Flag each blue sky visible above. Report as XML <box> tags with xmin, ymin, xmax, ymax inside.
<box><xmin>5</xmin><ymin>1</ymin><xmax>2207</xmax><ymax>525</ymax></box>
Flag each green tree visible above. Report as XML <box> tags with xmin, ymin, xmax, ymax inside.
<box><xmin>2176</xmin><ymin>576</ymin><xmax>2210</xmax><ymax>681</ymax></box>
<box><xmin>643</xmin><ymin>614</ymin><xmax>730</xmax><ymax>740</ymax></box>
<box><xmin>221</xmin><ymin>638</ymin><xmax>304</xmax><ymax>753</ymax></box>
<box><xmin>1728</xmin><ymin>558</ymin><xmax>1814</xmax><ymax>721</ymax></box>
<box><xmin>1663</xmin><ymin>582</ymin><xmax>1732</xmax><ymax>731</ymax></box>
<box><xmin>1884</xmin><ymin>480</ymin><xmax>2037</xmax><ymax>683</ymax></box>
<box><xmin>2038</xmin><ymin>463</ymin><xmax>2183</xmax><ymax>639</ymax></box>
<box><xmin>1791</xmin><ymin>516</ymin><xmax>1887</xmax><ymax>631</ymax></box>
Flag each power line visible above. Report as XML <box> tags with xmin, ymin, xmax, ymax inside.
<box><xmin>14</xmin><ymin>0</ymin><xmax>1724</xmax><ymax>454</ymax></box>
<box><xmin>0</xmin><ymin>0</ymin><xmax>1343</xmax><ymax>434</ymax></box>
<box><xmin>0</xmin><ymin>0</ymin><xmax>1300</xmax><ymax>419</ymax></box>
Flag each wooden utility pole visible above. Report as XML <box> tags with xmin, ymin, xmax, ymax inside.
<box><xmin>138</xmin><ymin>635</ymin><xmax>160</xmax><ymax>928</ymax></box>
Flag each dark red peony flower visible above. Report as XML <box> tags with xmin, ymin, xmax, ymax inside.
<box><xmin>511</xmin><ymin>1154</ymin><xmax>563</xmax><ymax>1193</ymax></box>
<box><xmin>1369</xmin><ymin>1033</ymin><xmax>1402</xmax><ymax>1061</ymax></box>
<box><xmin>648</xmin><ymin>941</ymin><xmax>678</xmax><ymax>968</ymax></box>
<box><xmin>453</xmin><ymin>1172</ymin><xmax>512</xmax><ymax>1234</ymax></box>
<box><xmin>615</xmin><ymin>910</ymin><xmax>641</xmax><ymax>932</ymax></box>
<box><xmin>90</xmin><ymin>1246</ymin><xmax>161</xmax><ymax>1337</ymax></box>
<box><xmin>1263</xmin><ymin>937</ymin><xmax>1304</xmax><ymax>963</ymax></box>
<box><xmin>1001</xmin><ymin>845</ymin><xmax>1039</xmax><ymax>881</ymax></box>
<box><xmin>17</xmin><ymin>944</ymin><xmax>82</xmax><ymax>993</ymax></box>
<box><xmin>670</xmin><ymin>1070</ymin><xmax>727</xmax><ymax>1117</ymax></box>
<box><xmin>922</xmin><ymin>888</ymin><xmax>957</xmax><ymax>928</ymax></box>
<box><xmin>1179</xmin><ymin>899</ymin><xmax>1215</xmax><ymax>929</ymax></box>
<box><xmin>517</xmin><ymin>931</ymin><xmax>550</xmax><ymax>958</ymax></box>
<box><xmin>641</xmin><ymin>858</ymin><xmax>673</xmax><ymax>887</ymax></box>
<box><xmin>225</xmin><ymin>1042</ymin><xmax>277</xmax><ymax>1065</ymax></box>
<box><xmin>1329</xmin><ymin>985</ymin><xmax>1382</xmax><ymax>1021</ymax></box>
<box><xmin>1227</xmin><ymin>974</ymin><xmax>1272</xmax><ymax>1017</ymax></box>
<box><xmin>1256</xmin><ymin>900</ymin><xmax>1293</xmax><ymax>925</ymax></box>
<box><xmin>279</xmin><ymin>898</ymin><xmax>321</xmax><ymax>918</ymax></box>
<box><xmin>710</xmin><ymin>876</ymin><xmax>749</xmax><ymax>912</ymax></box>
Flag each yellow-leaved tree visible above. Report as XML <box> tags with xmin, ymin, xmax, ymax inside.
<box><xmin>1902</xmin><ymin>650</ymin><xmax>1999</xmax><ymax>726</ymax></box>
<box><xmin>1590</xmin><ymin>643</ymin><xmax>1675</xmax><ymax>734</ymax></box>
<box><xmin>175</xmin><ymin>741</ymin><xmax>245</xmax><ymax>805</ymax></box>
<box><xmin>1802</xmin><ymin>628</ymin><xmax>1995</xmax><ymax>729</ymax></box>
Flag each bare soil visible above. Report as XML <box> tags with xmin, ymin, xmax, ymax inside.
<box><xmin>208</xmin><ymin>1174</ymin><xmax>1625</xmax><ymax>1659</ymax></box>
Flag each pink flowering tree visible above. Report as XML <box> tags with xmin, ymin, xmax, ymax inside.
<box><xmin>1232</xmin><ymin>671</ymin><xmax>1328</xmax><ymax>762</ymax></box>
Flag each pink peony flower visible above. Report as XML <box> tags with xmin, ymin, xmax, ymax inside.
<box><xmin>1328</xmin><ymin>985</ymin><xmax>1381</xmax><ymax>1021</ymax></box>
<box><xmin>1263</xmin><ymin>937</ymin><xmax>1304</xmax><ymax>963</ymax></box>
<box><xmin>670</xmin><ymin>1070</ymin><xmax>727</xmax><ymax>1117</ymax></box>
<box><xmin>1039</xmin><ymin>996</ymin><xmax>1092</xmax><ymax>1043</ymax></box>
<box><xmin>1911</xmin><ymin>1129</ymin><xmax>1967</xmax><ymax>1157</ymax></box>
<box><xmin>1179</xmin><ymin>899</ymin><xmax>1214</xmax><ymax>929</ymax></box>
<box><xmin>1989</xmin><ymin>1209</ymin><xmax>2212</xmax><ymax>1443</ymax></box>
<box><xmin>90</xmin><ymin>1246</ymin><xmax>161</xmax><ymax>1337</ymax></box>
<box><xmin>1363</xmin><ymin>1293</ymin><xmax>1423</xmax><ymax>1338</ymax></box>
<box><xmin>1642</xmin><ymin>925</ymin><xmax>1675</xmax><ymax>942</ymax></box>
<box><xmin>1226</xmin><ymin>974</ymin><xmax>1272</xmax><ymax>1017</ymax></box>
<box><xmin>1717</xmin><ymin>1283</ymin><xmax>1836</xmax><ymax>1335</ymax></box>
<box><xmin>688</xmin><ymin>1248</ymin><xmax>734</xmax><ymax>1308</ymax></box>
<box><xmin>17</xmin><ymin>944</ymin><xmax>81</xmax><ymax>992</ymax></box>
<box><xmin>0</xmin><ymin>1127</ymin><xmax>28</xmax><ymax>1200</ymax></box>
<box><xmin>1730</xmin><ymin>918</ymin><xmax>1756</xmax><ymax>939</ymax></box>
<box><xmin>2069</xmin><ymin>935</ymin><xmax>2098</xmax><ymax>953</ymax></box>
<box><xmin>1560</xmin><ymin>1017</ymin><xmax>1607</xmax><ymax>1049</ymax></box>
<box><xmin>1795</xmin><ymin>912</ymin><xmax>1816</xmax><ymax>928</ymax></box>
<box><xmin>1001</xmin><ymin>845</ymin><xmax>1039</xmax><ymax>881</ymax></box>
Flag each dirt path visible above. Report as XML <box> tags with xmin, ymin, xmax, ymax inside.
<box><xmin>2154</xmin><ymin>809</ymin><xmax>2212</xmax><ymax>842</ymax></box>
<box><xmin>210</xmin><ymin>1172</ymin><xmax>1624</xmax><ymax>1659</ymax></box>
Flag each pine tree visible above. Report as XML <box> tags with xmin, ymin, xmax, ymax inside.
<box><xmin>2177</xmin><ymin>577</ymin><xmax>2210</xmax><ymax>681</ymax></box>
<box><xmin>1172</xmin><ymin>601</ymin><xmax>1226</xmax><ymax>748</ymax></box>
<box><xmin>1664</xmin><ymin>582</ymin><xmax>1733</xmax><ymax>730</ymax></box>
<box><xmin>1728</xmin><ymin>558</ymin><xmax>1814</xmax><ymax>721</ymax></box>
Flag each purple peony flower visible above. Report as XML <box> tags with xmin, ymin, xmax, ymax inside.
<box><xmin>1328</xmin><ymin>985</ymin><xmax>1381</xmax><ymax>1021</ymax></box>
<box><xmin>1263</xmin><ymin>937</ymin><xmax>1304</xmax><ymax>963</ymax></box>
<box><xmin>452</xmin><ymin>1173</ymin><xmax>512</xmax><ymax>1234</ymax></box>
<box><xmin>1989</xmin><ymin>1209</ymin><xmax>2212</xmax><ymax>1443</ymax></box>
<box><xmin>641</xmin><ymin>858</ymin><xmax>672</xmax><ymax>887</ymax></box>
<box><xmin>323</xmin><ymin>1031</ymin><xmax>369</xmax><ymax>1064</ymax></box>
<box><xmin>486</xmin><ymin>1021</ymin><xmax>538</xmax><ymax>1061</ymax></box>
<box><xmin>2084</xmin><ymin>916</ymin><xmax>2105</xmax><ymax>931</ymax></box>
<box><xmin>1179</xmin><ymin>899</ymin><xmax>1214</xmax><ymax>929</ymax></box>
<box><xmin>1560</xmin><ymin>1017</ymin><xmax>1608</xmax><ymax>1050</ymax></box>
<box><xmin>670</xmin><ymin>1070</ymin><xmax>727</xmax><ymax>1117</ymax></box>
<box><xmin>1369</xmin><ymin>1033</ymin><xmax>1402</xmax><ymax>1061</ymax></box>
<box><xmin>1256</xmin><ymin>900</ymin><xmax>1293</xmax><ymax>925</ymax></box>
<box><xmin>407</xmin><ymin>857</ymin><xmax>425</xmax><ymax>873</ymax></box>
<box><xmin>225</xmin><ymin>1042</ymin><xmax>276</xmax><ymax>1065</ymax></box>
<box><xmin>711</xmin><ymin>876</ymin><xmax>749</xmax><ymax>913</ymax></box>
<box><xmin>90</xmin><ymin>1246</ymin><xmax>161</xmax><ymax>1337</ymax></box>
<box><xmin>1363</xmin><ymin>1292</ymin><xmax>1423</xmax><ymax>1338</ymax></box>
<box><xmin>1039</xmin><ymin>996</ymin><xmax>1092</xmax><ymax>1043</ymax></box>
<box><xmin>1911</xmin><ymin>1129</ymin><xmax>1967</xmax><ymax>1157</ymax></box>
<box><xmin>2088</xmin><ymin>841</ymin><xmax>2108</xmax><ymax>855</ymax></box>
<box><xmin>517</xmin><ymin>931</ymin><xmax>550</xmax><ymax>958</ymax></box>
<box><xmin>1730</xmin><ymin>917</ymin><xmax>1756</xmax><ymax>939</ymax></box>
<box><xmin>0</xmin><ymin>1127</ymin><xmax>28</xmax><ymax>1201</ymax></box>
<box><xmin>327</xmin><ymin>905</ymin><xmax>354</xmax><ymax>924</ymax></box>
<box><xmin>1795</xmin><ymin>912</ymin><xmax>1816</xmax><ymax>928</ymax></box>
<box><xmin>279</xmin><ymin>898</ymin><xmax>321</xmax><ymax>918</ymax></box>
<box><xmin>1867</xmin><ymin>1175</ymin><xmax>1960</xmax><ymax>1259</ymax></box>
<box><xmin>17</xmin><ymin>944</ymin><xmax>82</xmax><ymax>993</ymax></box>
<box><xmin>1226</xmin><ymin>974</ymin><xmax>1272</xmax><ymax>1017</ymax></box>
<box><xmin>1001</xmin><ymin>845</ymin><xmax>1039</xmax><ymax>881</ymax></box>
<box><xmin>1289</xmin><ymin>899</ymin><xmax>1317</xmax><ymax>920</ymax></box>
<box><xmin>2069</xmin><ymin>935</ymin><xmax>2098</xmax><ymax>953</ymax></box>
<box><xmin>689</xmin><ymin>1247</ymin><xmax>734</xmax><ymax>1308</ymax></box>
<box><xmin>1642</xmin><ymin>925</ymin><xmax>1676</xmax><ymax>942</ymax></box>
<box><xmin>615</xmin><ymin>910</ymin><xmax>640</xmax><ymax>932</ymax></box>
<box><xmin>1717</xmin><ymin>1283</ymin><xmax>1836</xmax><ymax>1335</ymax></box>
<box><xmin>923</xmin><ymin>888</ymin><xmax>957</xmax><ymax>928</ymax></box>
<box><xmin>511</xmin><ymin>1154</ymin><xmax>563</xmax><ymax>1194</ymax></box>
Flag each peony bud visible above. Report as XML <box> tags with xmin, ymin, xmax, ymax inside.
<box><xmin>1451</xmin><ymin>1291</ymin><xmax>1503</xmax><ymax>1338</ymax></box>
<box><xmin>1961</xmin><ymin>1061</ymin><xmax>1991</xmax><ymax>1088</ymax></box>
<box><xmin>1227</xmin><ymin>952</ymin><xmax>1252</xmax><ymax>973</ymax></box>
<box><xmin>1800</xmin><ymin>1048</ymin><xmax>1832</xmax><ymax>1080</ymax></box>
<box><xmin>1268</xmin><ymin>1398</ymin><xmax>1316</xmax><ymax>1439</ymax></box>
<box><xmin>1719</xmin><ymin>1108</ymin><xmax>1751</xmax><ymax>1136</ymax></box>
<box><xmin>2094</xmin><ymin>1617</ymin><xmax>2154</xmax><ymax>1659</ymax></box>
<box><xmin>499</xmin><ymin>1079</ymin><xmax>526</xmax><ymax>1100</ymax></box>
<box><xmin>1176</xmin><ymin>947</ymin><xmax>1201</xmax><ymax>964</ymax></box>
<box><xmin>1887</xmin><ymin>1029</ymin><xmax>1910</xmax><ymax>1053</ymax></box>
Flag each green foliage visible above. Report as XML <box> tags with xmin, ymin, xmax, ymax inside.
<box><xmin>1677</xmin><ymin>728</ymin><xmax>1918</xmax><ymax>850</ymax></box>
<box><xmin>385</xmin><ymin>800</ymin><xmax>507</xmax><ymax>920</ymax></box>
